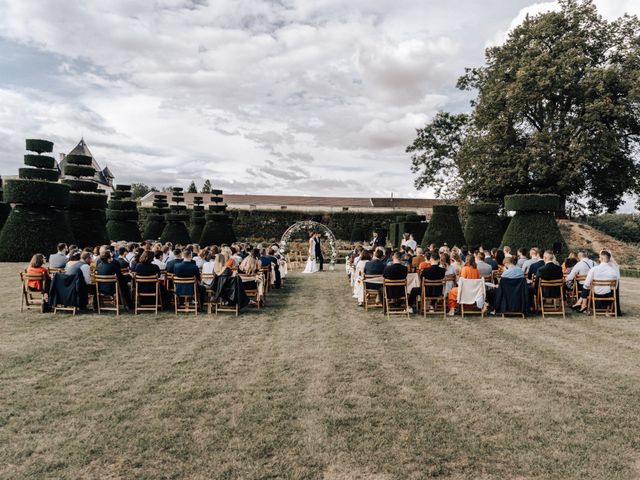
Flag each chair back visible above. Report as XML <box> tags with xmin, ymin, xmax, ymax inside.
<box><xmin>538</xmin><ymin>278</ymin><xmax>564</xmax><ymax>299</ymax></box>
<box><xmin>133</xmin><ymin>274</ymin><xmax>160</xmax><ymax>315</ymax></box>
<box><xmin>588</xmin><ymin>280</ymin><xmax>618</xmax><ymax>318</ymax></box>
<box><xmin>382</xmin><ymin>278</ymin><xmax>409</xmax><ymax>317</ymax></box>
<box><xmin>538</xmin><ymin>278</ymin><xmax>565</xmax><ymax>318</ymax></box>
<box><xmin>94</xmin><ymin>274</ymin><xmax>121</xmax><ymax>315</ymax></box>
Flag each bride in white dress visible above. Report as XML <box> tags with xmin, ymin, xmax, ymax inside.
<box><xmin>303</xmin><ymin>233</ymin><xmax>319</xmax><ymax>274</ymax></box>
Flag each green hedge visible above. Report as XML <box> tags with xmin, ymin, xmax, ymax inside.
<box><xmin>4</xmin><ymin>179</ymin><xmax>69</xmax><ymax>207</ymax></box>
<box><xmin>500</xmin><ymin>212</ymin><xmax>567</xmax><ymax>254</ymax></box>
<box><xmin>464</xmin><ymin>203</ymin><xmax>503</xmax><ymax>248</ymax></box>
<box><xmin>107</xmin><ymin>220</ymin><xmax>141</xmax><ymax>242</ymax></box>
<box><xmin>25</xmin><ymin>139</ymin><xmax>53</xmax><ymax>154</ymax></box>
<box><xmin>585</xmin><ymin>214</ymin><xmax>640</xmax><ymax>244</ymax></box>
<box><xmin>422</xmin><ymin>205</ymin><xmax>466</xmax><ymax>247</ymax></box>
<box><xmin>199</xmin><ymin>219</ymin><xmax>236</xmax><ymax>246</ymax></box>
<box><xmin>110</xmin><ymin>191</ymin><xmax>130</xmax><ymax>200</ymax></box>
<box><xmin>18</xmin><ymin>167</ymin><xmax>60</xmax><ymax>182</ymax></box>
<box><xmin>68</xmin><ymin>192</ymin><xmax>107</xmax><ymax>210</ymax></box>
<box><xmin>24</xmin><ymin>154</ymin><xmax>55</xmax><ymax>169</ymax></box>
<box><xmin>142</xmin><ymin>220</ymin><xmax>165</xmax><ymax>241</ymax></box>
<box><xmin>65</xmin><ymin>154</ymin><xmax>93</xmax><ymax>166</ymax></box>
<box><xmin>396</xmin><ymin>222</ymin><xmax>428</xmax><ymax>247</ymax></box>
<box><xmin>160</xmin><ymin>221</ymin><xmax>191</xmax><ymax>245</ymax></box>
<box><xmin>108</xmin><ymin>200</ymin><xmax>137</xmax><ymax>211</ymax></box>
<box><xmin>106</xmin><ymin>209</ymin><xmax>137</xmax><ymax>221</ymax></box>
<box><xmin>0</xmin><ymin>202</ymin><xmax>10</xmax><ymax>232</ymax></box>
<box><xmin>64</xmin><ymin>165</ymin><xmax>95</xmax><ymax>178</ymax></box>
<box><xmin>115</xmin><ymin>184</ymin><xmax>131</xmax><ymax>191</ymax></box>
<box><xmin>67</xmin><ymin>209</ymin><xmax>109</xmax><ymax>248</ymax></box>
<box><xmin>62</xmin><ymin>179</ymin><xmax>98</xmax><ymax>192</ymax></box>
<box><xmin>0</xmin><ymin>206</ymin><xmax>75</xmax><ymax>261</ymax></box>
<box><xmin>350</xmin><ymin>223</ymin><xmax>366</xmax><ymax>242</ymax></box>
<box><xmin>504</xmin><ymin>194</ymin><xmax>559</xmax><ymax>212</ymax></box>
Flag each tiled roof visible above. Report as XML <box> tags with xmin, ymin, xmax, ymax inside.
<box><xmin>58</xmin><ymin>138</ymin><xmax>112</xmax><ymax>186</ymax></box>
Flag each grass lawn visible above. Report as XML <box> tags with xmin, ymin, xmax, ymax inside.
<box><xmin>2</xmin><ymin>262</ymin><xmax>640</xmax><ymax>479</ymax></box>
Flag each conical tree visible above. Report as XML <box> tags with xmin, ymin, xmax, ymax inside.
<box><xmin>106</xmin><ymin>185</ymin><xmax>141</xmax><ymax>242</ymax></box>
<box><xmin>190</xmin><ymin>196</ymin><xmax>206</xmax><ymax>244</ymax></box>
<box><xmin>501</xmin><ymin>194</ymin><xmax>567</xmax><ymax>254</ymax></box>
<box><xmin>0</xmin><ymin>177</ymin><xmax>11</xmax><ymax>233</ymax></box>
<box><xmin>160</xmin><ymin>187</ymin><xmax>191</xmax><ymax>245</ymax></box>
<box><xmin>63</xmin><ymin>151</ymin><xmax>109</xmax><ymax>248</ymax></box>
<box><xmin>199</xmin><ymin>189</ymin><xmax>236</xmax><ymax>246</ymax></box>
<box><xmin>142</xmin><ymin>194</ymin><xmax>169</xmax><ymax>241</ymax></box>
<box><xmin>0</xmin><ymin>139</ymin><xmax>74</xmax><ymax>261</ymax></box>
<box><xmin>464</xmin><ymin>203</ymin><xmax>503</xmax><ymax>248</ymax></box>
<box><xmin>422</xmin><ymin>205</ymin><xmax>466</xmax><ymax>247</ymax></box>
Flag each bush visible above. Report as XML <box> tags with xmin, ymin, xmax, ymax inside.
<box><xmin>504</xmin><ymin>194</ymin><xmax>559</xmax><ymax>212</ymax></box>
<box><xmin>4</xmin><ymin>180</ymin><xmax>70</xmax><ymax>207</ymax></box>
<box><xmin>464</xmin><ymin>203</ymin><xmax>503</xmax><ymax>248</ymax></box>
<box><xmin>68</xmin><ymin>192</ymin><xmax>107</xmax><ymax>210</ymax></box>
<box><xmin>350</xmin><ymin>223</ymin><xmax>366</xmax><ymax>242</ymax></box>
<box><xmin>142</xmin><ymin>220</ymin><xmax>165</xmax><ymax>241</ymax></box>
<box><xmin>25</xmin><ymin>139</ymin><xmax>53</xmax><ymax>154</ymax></box>
<box><xmin>422</xmin><ymin>205</ymin><xmax>466</xmax><ymax>247</ymax></box>
<box><xmin>107</xmin><ymin>220</ymin><xmax>140</xmax><ymax>242</ymax></box>
<box><xmin>65</xmin><ymin>154</ymin><xmax>93</xmax><ymax>166</ymax></box>
<box><xmin>18</xmin><ymin>167</ymin><xmax>60</xmax><ymax>182</ymax></box>
<box><xmin>586</xmin><ymin>214</ymin><xmax>640</xmax><ymax>243</ymax></box>
<box><xmin>0</xmin><ymin>202</ymin><xmax>10</xmax><ymax>232</ymax></box>
<box><xmin>24</xmin><ymin>154</ymin><xmax>55</xmax><ymax>169</ymax></box>
<box><xmin>62</xmin><ymin>179</ymin><xmax>98</xmax><ymax>192</ymax></box>
<box><xmin>110</xmin><ymin>191</ymin><xmax>130</xmax><ymax>200</ymax></box>
<box><xmin>67</xmin><ymin>209</ymin><xmax>109</xmax><ymax>248</ymax></box>
<box><xmin>106</xmin><ymin>209</ymin><xmax>137</xmax><ymax>221</ymax></box>
<box><xmin>0</xmin><ymin>205</ymin><xmax>75</xmax><ymax>261</ymax></box>
<box><xmin>64</xmin><ymin>165</ymin><xmax>96</xmax><ymax>178</ymax></box>
<box><xmin>108</xmin><ymin>200</ymin><xmax>137</xmax><ymax>211</ymax></box>
<box><xmin>199</xmin><ymin>216</ymin><xmax>236</xmax><ymax>245</ymax></box>
<box><xmin>160</xmin><ymin>221</ymin><xmax>191</xmax><ymax>245</ymax></box>
<box><xmin>115</xmin><ymin>185</ymin><xmax>131</xmax><ymax>191</ymax></box>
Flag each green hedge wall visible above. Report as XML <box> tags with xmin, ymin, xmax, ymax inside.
<box><xmin>68</xmin><ymin>209</ymin><xmax>109</xmax><ymax>248</ymax></box>
<box><xmin>0</xmin><ymin>178</ymin><xmax>10</xmax><ymax>232</ymax></box>
<box><xmin>106</xmin><ymin>185</ymin><xmax>141</xmax><ymax>242</ymax></box>
<box><xmin>64</xmin><ymin>164</ymin><xmax>96</xmax><ymax>178</ymax></box>
<box><xmin>422</xmin><ymin>205</ymin><xmax>466</xmax><ymax>247</ymax></box>
<box><xmin>464</xmin><ymin>203</ymin><xmax>503</xmax><ymax>248</ymax></box>
<box><xmin>350</xmin><ymin>223</ymin><xmax>367</xmax><ymax>242</ymax></box>
<box><xmin>68</xmin><ymin>192</ymin><xmax>107</xmax><ymax>210</ymax></box>
<box><xmin>25</xmin><ymin>139</ymin><xmax>53</xmax><ymax>154</ymax></box>
<box><xmin>62</xmin><ymin>179</ymin><xmax>98</xmax><ymax>192</ymax></box>
<box><xmin>4</xmin><ymin>180</ymin><xmax>70</xmax><ymax>207</ymax></box>
<box><xmin>200</xmin><ymin>213</ymin><xmax>236</xmax><ymax>246</ymax></box>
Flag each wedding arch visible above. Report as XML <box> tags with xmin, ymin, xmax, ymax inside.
<box><xmin>279</xmin><ymin>220</ymin><xmax>338</xmax><ymax>270</ymax></box>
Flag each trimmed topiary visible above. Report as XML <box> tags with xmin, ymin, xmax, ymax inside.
<box><xmin>0</xmin><ymin>140</ymin><xmax>75</xmax><ymax>261</ymax></box>
<box><xmin>25</xmin><ymin>139</ymin><xmax>53</xmax><ymax>154</ymax></box>
<box><xmin>464</xmin><ymin>203</ymin><xmax>503</xmax><ymax>248</ymax></box>
<box><xmin>142</xmin><ymin>194</ymin><xmax>169</xmax><ymax>241</ymax></box>
<box><xmin>350</xmin><ymin>222</ymin><xmax>366</xmax><ymax>242</ymax></box>
<box><xmin>18</xmin><ymin>167</ymin><xmax>60</xmax><ymax>181</ymax></box>
<box><xmin>501</xmin><ymin>194</ymin><xmax>567</xmax><ymax>254</ymax></box>
<box><xmin>0</xmin><ymin>177</ymin><xmax>11</xmax><ymax>233</ymax></box>
<box><xmin>63</xmin><ymin>150</ymin><xmax>109</xmax><ymax>248</ymax></box>
<box><xmin>160</xmin><ymin>188</ymin><xmax>191</xmax><ymax>245</ymax></box>
<box><xmin>24</xmin><ymin>154</ymin><xmax>56</xmax><ymax>169</ymax></box>
<box><xmin>190</xmin><ymin>196</ymin><xmax>206</xmax><ymax>244</ymax></box>
<box><xmin>422</xmin><ymin>205</ymin><xmax>466</xmax><ymax>247</ymax></box>
<box><xmin>199</xmin><ymin>190</ymin><xmax>236</xmax><ymax>246</ymax></box>
<box><xmin>106</xmin><ymin>185</ymin><xmax>140</xmax><ymax>242</ymax></box>
<box><xmin>397</xmin><ymin>217</ymin><xmax>428</xmax><ymax>248</ymax></box>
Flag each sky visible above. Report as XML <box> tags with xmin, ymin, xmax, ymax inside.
<box><xmin>0</xmin><ymin>0</ymin><xmax>638</xmax><ymax>200</ymax></box>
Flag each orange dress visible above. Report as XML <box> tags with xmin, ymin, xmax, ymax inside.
<box><xmin>447</xmin><ymin>266</ymin><xmax>480</xmax><ymax>310</ymax></box>
<box><xmin>27</xmin><ymin>266</ymin><xmax>50</xmax><ymax>291</ymax></box>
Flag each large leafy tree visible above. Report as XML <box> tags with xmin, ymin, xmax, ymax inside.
<box><xmin>407</xmin><ymin>0</ymin><xmax>640</xmax><ymax>213</ymax></box>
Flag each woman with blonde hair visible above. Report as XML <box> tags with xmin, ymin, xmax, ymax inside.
<box><xmin>240</xmin><ymin>254</ymin><xmax>260</xmax><ymax>275</ymax></box>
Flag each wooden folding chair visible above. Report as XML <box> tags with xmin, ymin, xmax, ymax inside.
<box><xmin>491</xmin><ymin>270</ymin><xmax>502</xmax><ymax>285</ymax></box>
<box><xmin>382</xmin><ymin>278</ymin><xmax>409</xmax><ymax>318</ymax></box>
<box><xmin>588</xmin><ymin>280</ymin><xmax>618</xmax><ymax>318</ymax></box>
<box><xmin>215</xmin><ymin>297</ymin><xmax>240</xmax><ymax>317</ymax></box>
<box><xmin>261</xmin><ymin>266</ymin><xmax>272</xmax><ymax>294</ymax></box>
<box><xmin>133</xmin><ymin>274</ymin><xmax>161</xmax><ymax>315</ymax></box>
<box><xmin>570</xmin><ymin>275</ymin><xmax>587</xmax><ymax>303</ymax></box>
<box><xmin>239</xmin><ymin>274</ymin><xmax>261</xmax><ymax>308</ymax></box>
<box><xmin>20</xmin><ymin>272</ymin><xmax>47</xmax><ymax>312</ymax></box>
<box><xmin>94</xmin><ymin>274</ymin><xmax>122</xmax><ymax>316</ymax></box>
<box><xmin>363</xmin><ymin>274</ymin><xmax>383</xmax><ymax>311</ymax></box>
<box><xmin>173</xmin><ymin>276</ymin><xmax>198</xmax><ymax>315</ymax></box>
<box><xmin>201</xmin><ymin>273</ymin><xmax>216</xmax><ymax>314</ymax></box>
<box><xmin>538</xmin><ymin>279</ymin><xmax>565</xmax><ymax>319</ymax></box>
<box><xmin>421</xmin><ymin>278</ymin><xmax>446</xmax><ymax>318</ymax></box>
<box><xmin>48</xmin><ymin>267</ymin><xmax>65</xmax><ymax>274</ymax></box>
<box><xmin>458</xmin><ymin>278</ymin><xmax>485</xmax><ymax>318</ymax></box>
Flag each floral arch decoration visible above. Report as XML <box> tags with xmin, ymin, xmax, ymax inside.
<box><xmin>279</xmin><ymin>220</ymin><xmax>338</xmax><ymax>270</ymax></box>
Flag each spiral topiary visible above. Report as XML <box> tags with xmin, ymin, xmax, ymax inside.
<box><xmin>422</xmin><ymin>205</ymin><xmax>466</xmax><ymax>247</ymax></box>
<box><xmin>0</xmin><ymin>139</ymin><xmax>75</xmax><ymax>261</ymax></box>
<box><xmin>159</xmin><ymin>188</ymin><xmax>191</xmax><ymax>245</ymax></box>
<box><xmin>464</xmin><ymin>203</ymin><xmax>503</xmax><ymax>248</ymax></box>
<box><xmin>190</xmin><ymin>196</ymin><xmax>206</xmax><ymax>244</ymax></box>
<box><xmin>142</xmin><ymin>194</ymin><xmax>169</xmax><ymax>241</ymax></box>
<box><xmin>199</xmin><ymin>190</ymin><xmax>236</xmax><ymax>246</ymax></box>
<box><xmin>106</xmin><ymin>185</ymin><xmax>141</xmax><ymax>242</ymax></box>
<box><xmin>500</xmin><ymin>194</ymin><xmax>567</xmax><ymax>254</ymax></box>
<box><xmin>63</xmin><ymin>151</ymin><xmax>109</xmax><ymax>248</ymax></box>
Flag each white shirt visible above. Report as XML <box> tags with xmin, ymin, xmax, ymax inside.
<box><xmin>405</xmin><ymin>239</ymin><xmax>417</xmax><ymax>252</ymax></box>
<box><xmin>584</xmin><ymin>262</ymin><xmax>619</xmax><ymax>295</ymax></box>
<box><xmin>125</xmin><ymin>252</ymin><xmax>136</xmax><ymax>263</ymax></box>
<box><xmin>202</xmin><ymin>261</ymin><xmax>215</xmax><ymax>285</ymax></box>
<box><xmin>152</xmin><ymin>258</ymin><xmax>166</xmax><ymax>270</ymax></box>
<box><xmin>566</xmin><ymin>258</ymin><xmax>594</xmax><ymax>284</ymax></box>
<box><xmin>193</xmin><ymin>255</ymin><xmax>204</xmax><ymax>269</ymax></box>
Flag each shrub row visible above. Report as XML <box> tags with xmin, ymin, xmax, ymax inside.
<box><xmin>4</xmin><ymin>180</ymin><xmax>70</xmax><ymax>207</ymax></box>
<box><xmin>585</xmin><ymin>214</ymin><xmax>640</xmax><ymax>244</ymax></box>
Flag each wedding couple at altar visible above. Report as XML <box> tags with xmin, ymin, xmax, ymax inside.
<box><xmin>303</xmin><ymin>231</ymin><xmax>324</xmax><ymax>273</ymax></box>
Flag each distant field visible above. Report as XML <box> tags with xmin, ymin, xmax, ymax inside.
<box><xmin>2</xmin><ymin>262</ymin><xmax>640</xmax><ymax>479</ymax></box>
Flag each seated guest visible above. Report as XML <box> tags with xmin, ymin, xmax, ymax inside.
<box><xmin>486</xmin><ymin>256</ymin><xmax>529</xmax><ymax>315</ymax></box>
<box><xmin>516</xmin><ymin>248</ymin><xmax>528</xmax><ymax>268</ymax></box>
<box><xmin>503</xmin><ymin>246</ymin><xmax>512</xmax><ymax>259</ymax></box>
<box><xmin>132</xmin><ymin>250</ymin><xmax>167</xmax><ymax>306</ymax></box>
<box><xmin>405</xmin><ymin>234</ymin><xmax>418</xmax><ymax>252</ymax></box>
<box><xmin>475</xmin><ymin>251</ymin><xmax>493</xmax><ymax>278</ymax></box>
<box><xmin>152</xmin><ymin>250</ymin><xmax>167</xmax><ymax>271</ymax></box>
<box><xmin>125</xmin><ymin>243</ymin><xmax>137</xmax><ymax>263</ymax></box>
<box><xmin>115</xmin><ymin>246</ymin><xmax>129</xmax><ymax>269</ymax></box>
<box><xmin>355</xmin><ymin>249</ymin><xmax>372</xmax><ymax>278</ymax></box>
<box><xmin>532</xmin><ymin>250</ymin><xmax>563</xmax><ymax>299</ymax></box>
<box><xmin>408</xmin><ymin>252</ymin><xmax>446</xmax><ymax>310</ymax></box>
<box><xmin>165</xmin><ymin>248</ymin><xmax>183</xmax><ymax>273</ymax></box>
<box><xmin>65</xmin><ymin>250</ymin><xmax>81</xmax><ymax>272</ymax></box>
<box><xmin>66</xmin><ymin>251</ymin><xmax>93</xmax><ymax>286</ymax></box>
<box><xmin>567</xmin><ymin>251</ymin><xmax>595</xmax><ymax>307</ymax></box>
<box><xmin>173</xmin><ymin>250</ymin><xmax>205</xmax><ymax>303</ymax></box>
<box><xmin>401</xmin><ymin>247</ymin><xmax>414</xmax><ymax>269</ymax></box>
<box><xmin>523</xmin><ymin>248</ymin><xmax>544</xmax><ymax>279</ymax></box>
<box><xmin>447</xmin><ymin>255</ymin><xmax>481</xmax><ymax>316</ymax></box>
<box><xmin>484</xmin><ymin>249</ymin><xmax>499</xmax><ymax>270</ymax></box>
<box><xmin>500</xmin><ymin>256</ymin><xmax>524</xmax><ymax>279</ymax></box>
<box><xmin>563</xmin><ymin>255</ymin><xmax>578</xmax><ymax>274</ymax></box>
<box><xmin>201</xmin><ymin>253</ymin><xmax>223</xmax><ymax>286</ymax></box>
<box><xmin>48</xmin><ymin>243</ymin><xmax>68</xmax><ymax>269</ymax></box>
<box><xmin>364</xmin><ymin>249</ymin><xmax>386</xmax><ymax>287</ymax></box>
<box><xmin>573</xmin><ymin>250</ymin><xmax>620</xmax><ymax>314</ymax></box>
<box><xmin>27</xmin><ymin>253</ymin><xmax>51</xmax><ymax>293</ymax></box>
<box><xmin>129</xmin><ymin>247</ymin><xmax>144</xmax><ymax>271</ymax></box>
<box><xmin>238</xmin><ymin>252</ymin><xmax>261</xmax><ymax>292</ymax></box>
<box><xmin>382</xmin><ymin>251</ymin><xmax>408</xmax><ymax>303</ymax></box>
<box><xmin>494</xmin><ymin>249</ymin><xmax>505</xmax><ymax>270</ymax></box>
<box><xmin>96</xmin><ymin>247</ymin><xmax>133</xmax><ymax>309</ymax></box>
<box><xmin>412</xmin><ymin>247</ymin><xmax>426</xmax><ymax>271</ymax></box>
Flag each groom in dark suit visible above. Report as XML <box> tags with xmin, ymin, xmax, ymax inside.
<box><xmin>314</xmin><ymin>232</ymin><xmax>324</xmax><ymax>271</ymax></box>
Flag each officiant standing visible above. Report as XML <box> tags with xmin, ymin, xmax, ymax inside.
<box><xmin>314</xmin><ymin>231</ymin><xmax>324</xmax><ymax>271</ymax></box>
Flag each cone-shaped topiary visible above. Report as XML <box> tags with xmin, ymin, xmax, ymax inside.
<box><xmin>464</xmin><ymin>203</ymin><xmax>503</xmax><ymax>248</ymax></box>
<box><xmin>142</xmin><ymin>194</ymin><xmax>169</xmax><ymax>241</ymax></box>
<box><xmin>0</xmin><ymin>177</ymin><xmax>11</xmax><ymax>233</ymax></box>
<box><xmin>190</xmin><ymin>196</ymin><xmax>206</xmax><ymax>244</ymax></box>
<box><xmin>106</xmin><ymin>185</ymin><xmax>141</xmax><ymax>242</ymax></box>
<box><xmin>63</xmin><ymin>150</ymin><xmax>109</xmax><ymax>248</ymax></box>
<box><xmin>350</xmin><ymin>222</ymin><xmax>366</xmax><ymax>243</ymax></box>
<box><xmin>422</xmin><ymin>205</ymin><xmax>466</xmax><ymax>247</ymax></box>
<box><xmin>0</xmin><ymin>139</ymin><xmax>75</xmax><ymax>261</ymax></box>
<box><xmin>199</xmin><ymin>190</ymin><xmax>236</xmax><ymax>246</ymax></box>
<box><xmin>500</xmin><ymin>194</ymin><xmax>567</xmax><ymax>254</ymax></box>
<box><xmin>160</xmin><ymin>188</ymin><xmax>191</xmax><ymax>245</ymax></box>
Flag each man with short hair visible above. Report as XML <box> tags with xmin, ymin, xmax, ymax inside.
<box><xmin>405</xmin><ymin>234</ymin><xmax>417</xmax><ymax>252</ymax></box>
<box><xmin>475</xmin><ymin>251</ymin><xmax>493</xmax><ymax>277</ymax></box>
<box><xmin>533</xmin><ymin>250</ymin><xmax>563</xmax><ymax>298</ymax></box>
<box><xmin>573</xmin><ymin>250</ymin><xmax>620</xmax><ymax>313</ymax></box>
<box><xmin>523</xmin><ymin>248</ymin><xmax>544</xmax><ymax>279</ymax></box>
<box><xmin>49</xmin><ymin>243</ymin><xmax>68</xmax><ymax>269</ymax></box>
<box><xmin>516</xmin><ymin>248</ymin><xmax>528</xmax><ymax>268</ymax></box>
<box><xmin>166</xmin><ymin>248</ymin><xmax>183</xmax><ymax>274</ymax></box>
<box><xmin>173</xmin><ymin>249</ymin><xmax>205</xmax><ymax>304</ymax></box>
<box><xmin>501</xmin><ymin>256</ymin><xmax>524</xmax><ymax>279</ymax></box>
<box><xmin>383</xmin><ymin>251</ymin><xmax>409</xmax><ymax>310</ymax></box>
<box><xmin>566</xmin><ymin>250</ymin><xmax>595</xmax><ymax>298</ymax></box>
<box><xmin>408</xmin><ymin>252</ymin><xmax>445</xmax><ymax>309</ymax></box>
<box><xmin>67</xmin><ymin>251</ymin><xmax>93</xmax><ymax>286</ymax></box>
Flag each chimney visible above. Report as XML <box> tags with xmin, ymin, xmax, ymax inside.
<box><xmin>59</xmin><ymin>153</ymin><xmax>66</xmax><ymax>162</ymax></box>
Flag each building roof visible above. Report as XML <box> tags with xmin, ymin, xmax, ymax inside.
<box><xmin>141</xmin><ymin>192</ymin><xmax>443</xmax><ymax>209</ymax></box>
<box><xmin>58</xmin><ymin>138</ymin><xmax>113</xmax><ymax>186</ymax></box>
